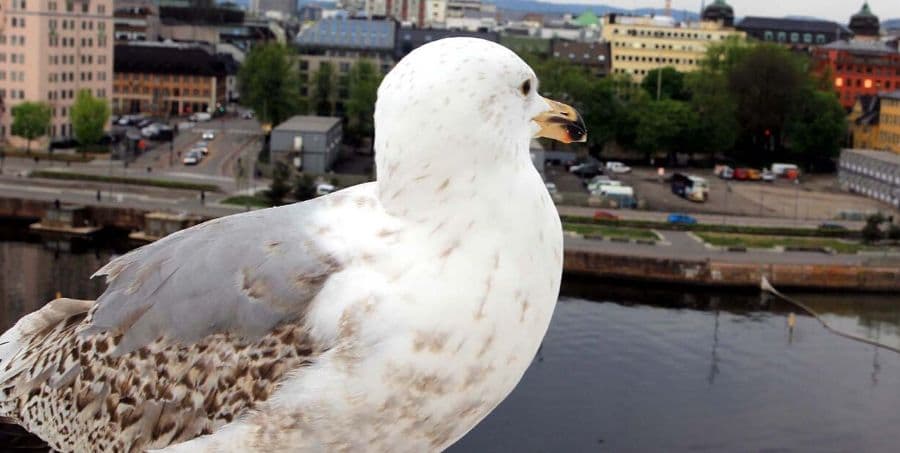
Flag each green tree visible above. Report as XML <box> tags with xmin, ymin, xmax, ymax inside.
<box><xmin>312</xmin><ymin>62</ymin><xmax>336</xmax><ymax>116</ymax></box>
<box><xmin>728</xmin><ymin>44</ymin><xmax>806</xmax><ymax>154</ymax></box>
<box><xmin>71</xmin><ymin>89</ymin><xmax>110</xmax><ymax>153</ymax></box>
<box><xmin>786</xmin><ymin>88</ymin><xmax>847</xmax><ymax>162</ymax></box>
<box><xmin>293</xmin><ymin>173</ymin><xmax>316</xmax><ymax>201</ymax></box>
<box><xmin>11</xmin><ymin>102</ymin><xmax>51</xmax><ymax>153</ymax></box>
<box><xmin>641</xmin><ymin>67</ymin><xmax>689</xmax><ymax>101</ymax></box>
<box><xmin>700</xmin><ymin>35</ymin><xmax>752</xmax><ymax>75</ymax></box>
<box><xmin>345</xmin><ymin>60</ymin><xmax>382</xmax><ymax>144</ymax></box>
<box><xmin>264</xmin><ymin>161</ymin><xmax>292</xmax><ymax>206</ymax></box>
<box><xmin>684</xmin><ymin>71</ymin><xmax>738</xmax><ymax>156</ymax></box>
<box><xmin>238</xmin><ymin>43</ymin><xmax>303</xmax><ymax>128</ymax></box>
<box><xmin>635</xmin><ymin>99</ymin><xmax>696</xmax><ymax>160</ymax></box>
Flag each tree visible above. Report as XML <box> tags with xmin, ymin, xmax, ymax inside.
<box><xmin>71</xmin><ymin>89</ymin><xmax>110</xmax><ymax>153</ymax></box>
<box><xmin>293</xmin><ymin>173</ymin><xmax>316</xmax><ymax>201</ymax></box>
<box><xmin>700</xmin><ymin>35</ymin><xmax>752</xmax><ymax>76</ymax></box>
<box><xmin>238</xmin><ymin>43</ymin><xmax>303</xmax><ymax>128</ymax></box>
<box><xmin>312</xmin><ymin>62</ymin><xmax>336</xmax><ymax>117</ymax></box>
<box><xmin>684</xmin><ymin>71</ymin><xmax>738</xmax><ymax>157</ymax></box>
<box><xmin>11</xmin><ymin>102</ymin><xmax>51</xmax><ymax>153</ymax></box>
<box><xmin>786</xmin><ymin>88</ymin><xmax>847</xmax><ymax>162</ymax></box>
<box><xmin>727</xmin><ymin>44</ymin><xmax>806</xmax><ymax>154</ymax></box>
<box><xmin>641</xmin><ymin>67</ymin><xmax>689</xmax><ymax>101</ymax></box>
<box><xmin>345</xmin><ymin>60</ymin><xmax>382</xmax><ymax>144</ymax></box>
<box><xmin>635</xmin><ymin>99</ymin><xmax>696</xmax><ymax>161</ymax></box>
<box><xmin>264</xmin><ymin>161</ymin><xmax>292</xmax><ymax>206</ymax></box>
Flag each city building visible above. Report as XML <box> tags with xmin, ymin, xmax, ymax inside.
<box><xmin>602</xmin><ymin>13</ymin><xmax>745</xmax><ymax>83</ymax></box>
<box><xmin>445</xmin><ymin>0</ymin><xmax>494</xmax><ymax>19</ymax></box>
<box><xmin>395</xmin><ymin>27</ymin><xmax>499</xmax><ymax>59</ymax></box>
<box><xmin>364</xmin><ymin>0</ymin><xmax>446</xmax><ymax>28</ymax></box>
<box><xmin>254</xmin><ymin>0</ymin><xmax>296</xmax><ymax>19</ymax></box>
<box><xmin>112</xmin><ymin>42</ymin><xmax>232</xmax><ymax>116</ymax></box>
<box><xmin>550</xmin><ymin>39</ymin><xmax>610</xmax><ymax>77</ymax></box>
<box><xmin>445</xmin><ymin>13</ymin><xmax>498</xmax><ymax>32</ymax></box>
<box><xmin>155</xmin><ymin>4</ymin><xmax>284</xmax><ymax>50</ymax></box>
<box><xmin>848</xmin><ymin>2</ymin><xmax>880</xmax><ymax>40</ymax></box>
<box><xmin>849</xmin><ymin>95</ymin><xmax>881</xmax><ymax>149</ymax></box>
<box><xmin>270</xmin><ymin>115</ymin><xmax>342</xmax><ymax>173</ymax></box>
<box><xmin>812</xmin><ymin>40</ymin><xmax>900</xmax><ymax>109</ymax></box>
<box><xmin>0</xmin><ymin>0</ymin><xmax>114</xmax><ymax>146</ymax></box>
<box><xmin>736</xmin><ymin>17</ymin><xmax>853</xmax><ymax>49</ymax></box>
<box><xmin>879</xmin><ymin>90</ymin><xmax>900</xmax><ymax>153</ymax></box>
<box><xmin>294</xmin><ymin>18</ymin><xmax>397</xmax><ymax>115</ymax></box>
<box><xmin>839</xmin><ymin>148</ymin><xmax>900</xmax><ymax>208</ymax></box>
<box><xmin>113</xmin><ymin>3</ymin><xmax>160</xmax><ymax>41</ymax></box>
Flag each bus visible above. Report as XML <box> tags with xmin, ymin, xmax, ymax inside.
<box><xmin>671</xmin><ymin>173</ymin><xmax>709</xmax><ymax>202</ymax></box>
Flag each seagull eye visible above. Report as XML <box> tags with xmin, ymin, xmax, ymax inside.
<box><xmin>520</xmin><ymin>79</ymin><xmax>531</xmax><ymax>96</ymax></box>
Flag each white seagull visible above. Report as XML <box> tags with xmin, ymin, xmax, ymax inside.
<box><xmin>0</xmin><ymin>37</ymin><xmax>585</xmax><ymax>452</ymax></box>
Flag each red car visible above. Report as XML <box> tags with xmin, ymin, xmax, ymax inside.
<box><xmin>733</xmin><ymin>168</ymin><xmax>750</xmax><ymax>180</ymax></box>
<box><xmin>593</xmin><ymin>210</ymin><xmax>620</xmax><ymax>221</ymax></box>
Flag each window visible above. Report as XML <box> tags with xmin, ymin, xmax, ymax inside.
<box><xmin>98</xmin><ymin>4</ymin><xmax>105</xmax><ymax>13</ymax></box>
<box><xmin>803</xmin><ymin>33</ymin><xmax>812</xmax><ymax>44</ymax></box>
<box><xmin>777</xmin><ymin>32</ymin><xmax>786</xmax><ymax>42</ymax></box>
<box><xmin>763</xmin><ymin>31</ymin><xmax>774</xmax><ymax>41</ymax></box>
<box><xmin>815</xmin><ymin>34</ymin><xmax>826</xmax><ymax>44</ymax></box>
<box><xmin>790</xmin><ymin>32</ymin><xmax>799</xmax><ymax>43</ymax></box>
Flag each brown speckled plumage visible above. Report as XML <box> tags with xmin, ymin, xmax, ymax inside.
<box><xmin>0</xmin><ymin>302</ymin><xmax>318</xmax><ymax>453</ymax></box>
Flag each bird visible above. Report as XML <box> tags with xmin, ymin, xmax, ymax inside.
<box><xmin>0</xmin><ymin>37</ymin><xmax>586</xmax><ymax>452</ymax></box>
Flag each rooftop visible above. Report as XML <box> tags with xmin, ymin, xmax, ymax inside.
<box><xmin>882</xmin><ymin>90</ymin><xmax>900</xmax><ymax>101</ymax></box>
<box><xmin>295</xmin><ymin>18</ymin><xmax>396</xmax><ymax>50</ymax></box>
<box><xmin>844</xmin><ymin>148</ymin><xmax>900</xmax><ymax>165</ymax></box>
<box><xmin>114</xmin><ymin>44</ymin><xmax>234</xmax><ymax>76</ymax></box>
<box><xmin>274</xmin><ymin>115</ymin><xmax>342</xmax><ymax>133</ymax></box>
<box><xmin>822</xmin><ymin>39</ymin><xmax>898</xmax><ymax>54</ymax></box>
<box><xmin>737</xmin><ymin>16</ymin><xmax>853</xmax><ymax>35</ymax></box>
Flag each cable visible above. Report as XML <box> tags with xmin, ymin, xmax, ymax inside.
<box><xmin>761</xmin><ymin>277</ymin><xmax>900</xmax><ymax>355</ymax></box>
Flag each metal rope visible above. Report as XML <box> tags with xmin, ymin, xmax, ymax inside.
<box><xmin>761</xmin><ymin>277</ymin><xmax>900</xmax><ymax>355</ymax></box>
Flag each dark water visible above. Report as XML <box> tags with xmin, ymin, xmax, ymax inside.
<box><xmin>2</xmin><ymin>235</ymin><xmax>900</xmax><ymax>452</ymax></box>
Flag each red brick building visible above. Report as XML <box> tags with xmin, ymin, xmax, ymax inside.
<box><xmin>813</xmin><ymin>40</ymin><xmax>900</xmax><ymax>110</ymax></box>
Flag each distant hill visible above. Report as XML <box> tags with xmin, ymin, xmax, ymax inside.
<box><xmin>492</xmin><ymin>0</ymin><xmax>699</xmax><ymax>20</ymax></box>
<box><xmin>884</xmin><ymin>18</ymin><xmax>900</xmax><ymax>30</ymax></box>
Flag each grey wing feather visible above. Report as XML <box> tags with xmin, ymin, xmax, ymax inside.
<box><xmin>87</xmin><ymin>202</ymin><xmax>342</xmax><ymax>355</ymax></box>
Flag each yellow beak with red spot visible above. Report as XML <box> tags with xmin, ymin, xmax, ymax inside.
<box><xmin>533</xmin><ymin>98</ymin><xmax>587</xmax><ymax>144</ymax></box>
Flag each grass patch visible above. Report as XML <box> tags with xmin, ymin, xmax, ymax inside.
<box><xmin>30</xmin><ymin>170</ymin><xmax>219</xmax><ymax>192</ymax></box>
<box><xmin>696</xmin><ymin>232</ymin><xmax>873</xmax><ymax>254</ymax></box>
<box><xmin>221</xmin><ymin>195</ymin><xmax>272</xmax><ymax>208</ymax></box>
<box><xmin>560</xmin><ymin>215</ymin><xmax>859</xmax><ymax>239</ymax></box>
<box><xmin>2</xmin><ymin>150</ymin><xmax>93</xmax><ymax>162</ymax></box>
<box><xmin>563</xmin><ymin>223</ymin><xmax>659</xmax><ymax>241</ymax></box>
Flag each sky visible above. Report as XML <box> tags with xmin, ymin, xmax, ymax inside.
<box><xmin>540</xmin><ymin>0</ymin><xmax>900</xmax><ymax>22</ymax></box>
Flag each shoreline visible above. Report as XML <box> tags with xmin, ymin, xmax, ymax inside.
<box><xmin>2</xmin><ymin>195</ymin><xmax>898</xmax><ymax>292</ymax></box>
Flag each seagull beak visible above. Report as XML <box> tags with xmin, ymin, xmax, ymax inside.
<box><xmin>533</xmin><ymin>97</ymin><xmax>587</xmax><ymax>144</ymax></box>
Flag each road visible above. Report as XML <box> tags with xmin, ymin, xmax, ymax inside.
<box><xmin>557</xmin><ymin>206</ymin><xmax>866</xmax><ymax>230</ymax></box>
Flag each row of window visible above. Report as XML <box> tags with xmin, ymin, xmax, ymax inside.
<box><xmin>112</xmin><ymin>86</ymin><xmax>211</xmax><ymax>97</ymax></box>
<box><xmin>1</xmin><ymin>35</ymin><xmax>26</xmax><ymax>46</ymax></box>
<box><xmin>761</xmin><ymin>30</ymin><xmax>827</xmax><ymax>45</ymax></box>
<box><xmin>46</xmin><ymin>1</ymin><xmax>107</xmax><ymax>14</ymax></box>
<box><xmin>8</xmin><ymin>16</ymin><xmax>26</xmax><ymax>28</ymax></box>
<box><xmin>882</xmin><ymin>113</ymin><xmax>900</xmax><ymax>125</ymax></box>
<box><xmin>49</xmin><ymin>36</ymin><xmax>107</xmax><ymax>48</ymax></box>
<box><xmin>0</xmin><ymin>89</ymin><xmax>26</xmax><ymax>100</ymax></box>
<box><xmin>613</xmin><ymin>54</ymin><xmax>698</xmax><ymax>66</ymax></box>
<box><xmin>880</xmin><ymin>132</ymin><xmax>900</xmax><ymax>146</ymax></box>
<box><xmin>614</xmin><ymin>27</ymin><xmax>728</xmax><ymax>41</ymax></box>
<box><xmin>612</xmin><ymin>41</ymin><xmax>700</xmax><ymax>52</ymax></box>
<box><xmin>0</xmin><ymin>53</ymin><xmax>25</xmax><ymax>64</ymax></box>
<box><xmin>836</xmin><ymin>77</ymin><xmax>894</xmax><ymax>90</ymax></box>
<box><xmin>835</xmin><ymin>64</ymin><xmax>900</xmax><ymax>76</ymax></box>
<box><xmin>116</xmin><ymin>73</ymin><xmax>211</xmax><ymax>84</ymax></box>
<box><xmin>0</xmin><ymin>70</ymin><xmax>26</xmax><ymax>81</ymax></box>
<box><xmin>49</xmin><ymin>19</ymin><xmax>107</xmax><ymax>31</ymax></box>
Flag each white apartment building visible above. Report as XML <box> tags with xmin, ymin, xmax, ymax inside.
<box><xmin>0</xmin><ymin>0</ymin><xmax>113</xmax><ymax>146</ymax></box>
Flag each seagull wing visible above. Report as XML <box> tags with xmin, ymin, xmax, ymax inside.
<box><xmin>87</xmin><ymin>198</ymin><xmax>343</xmax><ymax>355</ymax></box>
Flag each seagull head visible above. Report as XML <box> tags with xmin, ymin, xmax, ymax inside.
<box><xmin>374</xmin><ymin>37</ymin><xmax>586</xmax><ymax>183</ymax></box>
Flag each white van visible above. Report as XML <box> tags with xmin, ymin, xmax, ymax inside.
<box><xmin>771</xmin><ymin>163</ymin><xmax>798</xmax><ymax>176</ymax></box>
<box><xmin>190</xmin><ymin>112</ymin><xmax>212</xmax><ymax>122</ymax></box>
<box><xmin>592</xmin><ymin>185</ymin><xmax>634</xmax><ymax>197</ymax></box>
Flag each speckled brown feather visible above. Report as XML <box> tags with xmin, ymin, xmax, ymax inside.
<box><xmin>0</xmin><ymin>302</ymin><xmax>319</xmax><ymax>453</ymax></box>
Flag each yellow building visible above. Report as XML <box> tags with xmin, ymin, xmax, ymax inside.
<box><xmin>601</xmin><ymin>14</ymin><xmax>745</xmax><ymax>82</ymax></box>
<box><xmin>880</xmin><ymin>91</ymin><xmax>900</xmax><ymax>153</ymax></box>
<box><xmin>849</xmin><ymin>95</ymin><xmax>881</xmax><ymax>150</ymax></box>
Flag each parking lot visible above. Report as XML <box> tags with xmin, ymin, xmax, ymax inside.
<box><xmin>546</xmin><ymin>164</ymin><xmax>899</xmax><ymax>221</ymax></box>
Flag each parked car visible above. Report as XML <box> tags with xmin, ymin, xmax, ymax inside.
<box><xmin>587</xmin><ymin>179</ymin><xmax>621</xmax><ymax>192</ymax></box>
<box><xmin>733</xmin><ymin>168</ymin><xmax>749</xmax><ymax>180</ymax></box>
<box><xmin>190</xmin><ymin>112</ymin><xmax>212</xmax><ymax>122</ymax></box>
<box><xmin>140</xmin><ymin>125</ymin><xmax>160</xmax><ymax>138</ymax></box>
<box><xmin>191</xmin><ymin>144</ymin><xmax>209</xmax><ymax>156</ymax></box>
<box><xmin>182</xmin><ymin>150</ymin><xmax>202</xmax><ymax>165</ymax></box>
<box><xmin>667</xmin><ymin>213</ymin><xmax>698</xmax><ymax>225</ymax></box>
<box><xmin>771</xmin><ymin>163</ymin><xmax>799</xmax><ymax>176</ymax></box>
<box><xmin>586</xmin><ymin>175</ymin><xmax>614</xmax><ymax>186</ymax></box>
<box><xmin>715</xmin><ymin>165</ymin><xmax>734</xmax><ymax>179</ymax></box>
<box><xmin>746</xmin><ymin>168</ymin><xmax>762</xmax><ymax>181</ymax></box>
<box><xmin>202</xmin><ymin>130</ymin><xmax>215</xmax><ymax>140</ymax></box>
<box><xmin>671</xmin><ymin>173</ymin><xmax>709</xmax><ymax>202</ymax></box>
<box><xmin>571</xmin><ymin>163</ymin><xmax>601</xmax><ymax>178</ymax></box>
<box><xmin>593</xmin><ymin>210</ymin><xmax>619</xmax><ymax>221</ymax></box>
<box><xmin>241</xmin><ymin>111</ymin><xmax>255</xmax><ymax>119</ymax></box>
<box><xmin>544</xmin><ymin>182</ymin><xmax>558</xmax><ymax>194</ymax></box>
<box><xmin>136</xmin><ymin>119</ymin><xmax>154</xmax><ymax>129</ymax></box>
<box><xmin>316</xmin><ymin>183</ymin><xmax>336</xmax><ymax>196</ymax></box>
<box><xmin>818</xmin><ymin>222</ymin><xmax>848</xmax><ymax>231</ymax></box>
<box><xmin>762</xmin><ymin>169</ymin><xmax>776</xmax><ymax>182</ymax></box>
<box><xmin>606</xmin><ymin>161</ymin><xmax>632</xmax><ymax>174</ymax></box>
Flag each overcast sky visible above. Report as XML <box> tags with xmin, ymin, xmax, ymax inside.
<box><xmin>541</xmin><ymin>0</ymin><xmax>898</xmax><ymax>22</ymax></box>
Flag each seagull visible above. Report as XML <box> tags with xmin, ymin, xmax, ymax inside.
<box><xmin>0</xmin><ymin>37</ymin><xmax>586</xmax><ymax>452</ymax></box>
